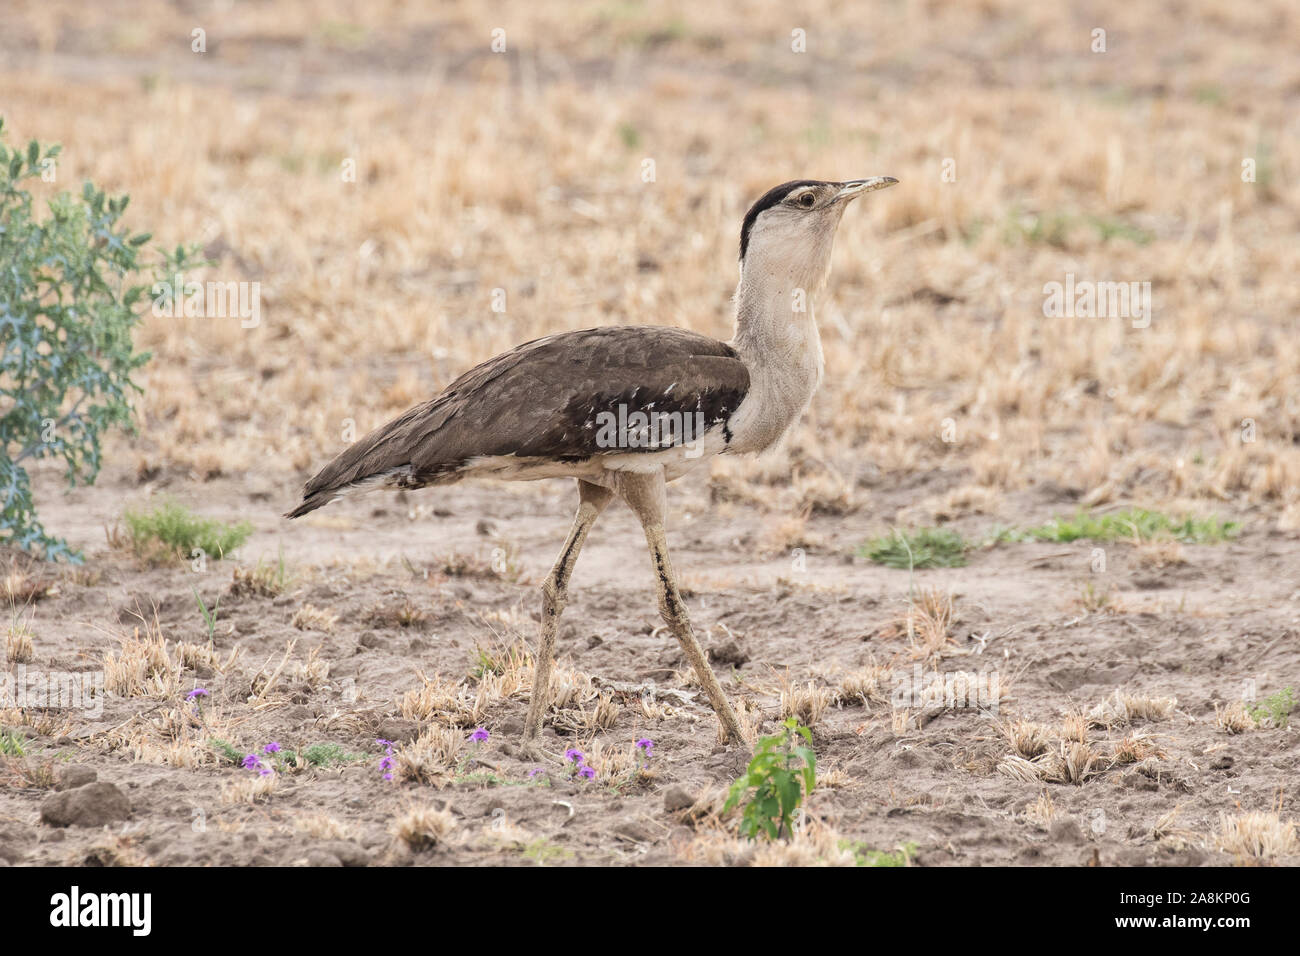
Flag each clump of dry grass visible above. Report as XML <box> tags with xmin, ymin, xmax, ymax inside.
<box><xmin>1215</xmin><ymin>812</ymin><xmax>1298</xmax><ymax>861</ymax></box>
<box><xmin>1087</xmin><ymin>691</ymin><xmax>1177</xmax><ymax>728</ymax></box>
<box><xmin>1004</xmin><ymin>719</ymin><xmax>1053</xmax><ymax>759</ymax></box>
<box><xmin>3</xmin><ymin>560</ymin><xmax>53</xmax><ymax>605</ymax></box>
<box><xmin>757</xmin><ymin>511</ymin><xmax>818</xmax><ymax>557</ymax></box>
<box><xmin>547</xmin><ymin>662</ymin><xmax>599</xmax><ymax>711</ymax></box>
<box><xmin>220</xmin><ymin>772</ymin><xmax>278</xmax><ymax>805</ymax></box>
<box><xmin>0</xmin><ymin>753</ymin><xmax>58</xmax><ymax>789</ymax></box>
<box><xmin>76</xmin><ymin>835</ymin><xmax>151</xmax><ymax>868</ymax></box>
<box><xmin>835</xmin><ymin>660</ymin><xmax>894</xmax><ymax>708</ymax></box>
<box><xmin>792</xmin><ymin>468</ymin><xmax>858</xmax><ymax>516</ymax></box>
<box><xmin>368</xmin><ymin>597</ymin><xmax>429</xmax><ymax>629</ymax></box>
<box><xmin>879</xmin><ymin>589</ymin><xmax>956</xmax><ymax>662</ymax></box>
<box><xmin>103</xmin><ymin>621</ymin><xmax>181</xmax><ymax>699</ymax></box>
<box><xmin>1215</xmin><ymin>700</ymin><xmax>1256</xmax><ymax>734</ymax></box>
<box><xmin>284</xmin><ymin>645</ymin><xmax>331</xmax><ymax>689</ymax></box>
<box><xmin>391</xmin><ymin>804</ymin><xmax>457</xmax><ymax>851</ymax></box>
<box><xmin>1132</xmin><ymin>540</ymin><xmax>1187</xmax><ymax>570</ymax></box>
<box><xmin>1000</xmin><ymin>737</ymin><xmax>1103</xmax><ymax>786</ymax></box>
<box><xmin>780</xmin><ymin>679</ymin><xmax>833</xmax><ymax>727</ymax></box>
<box><xmin>293</xmin><ymin>813</ymin><xmax>352</xmax><ymax>840</ymax></box>
<box><xmin>577</xmin><ymin>738</ymin><xmax>647</xmax><ymax>788</ymax></box>
<box><xmin>570</xmin><ymin>692</ymin><xmax>619</xmax><ymax>733</ymax></box>
<box><xmin>393</xmin><ymin>726</ymin><xmax>461</xmax><ymax>785</ymax></box>
<box><xmin>229</xmin><ymin>555</ymin><xmax>295</xmax><ymax>598</ymax></box>
<box><xmin>1023</xmin><ymin>790</ymin><xmax>1057</xmax><ymax>827</ymax></box>
<box><xmin>291</xmin><ymin>603</ymin><xmax>339</xmax><ymax>633</ymax></box>
<box><xmin>5</xmin><ymin>613</ymin><xmax>34</xmax><ymax>663</ymax></box>
<box><xmin>1109</xmin><ymin>731</ymin><xmax>1167</xmax><ymax>766</ymax></box>
<box><xmin>1041</xmin><ymin>740</ymin><xmax>1103</xmax><ymax>785</ymax></box>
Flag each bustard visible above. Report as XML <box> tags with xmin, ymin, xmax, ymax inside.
<box><xmin>286</xmin><ymin>177</ymin><xmax>898</xmax><ymax>751</ymax></box>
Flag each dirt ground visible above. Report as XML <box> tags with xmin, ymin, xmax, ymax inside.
<box><xmin>2</xmin><ymin>457</ymin><xmax>1297</xmax><ymax>867</ymax></box>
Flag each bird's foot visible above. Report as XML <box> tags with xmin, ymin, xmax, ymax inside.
<box><xmin>516</xmin><ymin>738</ymin><xmax>553</xmax><ymax>765</ymax></box>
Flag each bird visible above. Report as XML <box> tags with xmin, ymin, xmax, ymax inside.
<box><xmin>286</xmin><ymin>176</ymin><xmax>898</xmax><ymax>752</ymax></box>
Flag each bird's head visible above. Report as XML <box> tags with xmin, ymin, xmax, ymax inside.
<box><xmin>738</xmin><ymin>177</ymin><xmax>898</xmax><ymax>292</ymax></box>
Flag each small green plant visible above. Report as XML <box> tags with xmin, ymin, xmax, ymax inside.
<box><xmin>861</xmin><ymin>528</ymin><xmax>968</xmax><ymax>570</ymax></box>
<box><xmin>1248</xmin><ymin>688</ymin><xmax>1295</xmax><ymax>729</ymax></box>
<box><xmin>302</xmin><ymin>743</ymin><xmax>363</xmax><ymax>767</ymax></box>
<box><xmin>0</xmin><ymin>119</ymin><xmax>201</xmax><ymax>560</ymax></box>
<box><xmin>520</xmin><ymin>838</ymin><xmax>573</xmax><ymax>866</ymax></box>
<box><xmin>119</xmin><ymin>500</ymin><xmax>252</xmax><ymax>563</ymax></box>
<box><xmin>724</xmin><ymin>719</ymin><xmax>816</xmax><ymax>841</ymax></box>
<box><xmin>843</xmin><ymin>840</ymin><xmax>918</xmax><ymax>867</ymax></box>
<box><xmin>0</xmin><ymin>730</ymin><xmax>27</xmax><ymax>757</ymax></box>
<box><xmin>209</xmin><ymin>738</ymin><xmax>244</xmax><ymax>765</ymax></box>
<box><xmin>193</xmin><ymin>587</ymin><xmax>220</xmax><ymax>644</ymax></box>
<box><xmin>1006</xmin><ymin>508</ymin><xmax>1237</xmax><ymax>545</ymax></box>
<box><xmin>230</xmin><ymin>547</ymin><xmax>294</xmax><ymax>597</ymax></box>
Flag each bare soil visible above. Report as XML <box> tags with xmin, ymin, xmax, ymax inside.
<box><xmin>2</xmin><ymin>461</ymin><xmax>1297</xmax><ymax>866</ymax></box>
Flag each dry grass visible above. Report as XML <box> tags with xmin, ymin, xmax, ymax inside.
<box><xmin>1215</xmin><ymin>811</ymin><xmax>1298</xmax><ymax>861</ymax></box>
<box><xmin>220</xmin><ymin>772</ymin><xmax>278</xmax><ymax>805</ymax></box>
<box><xmin>391</xmin><ymin>804</ymin><xmax>458</xmax><ymax>852</ymax></box>
<box><xmin>5</xmin><ymin>614</ymin><xmax>34</xmax><ymax>663</ymax></box>
<box><xmin>293</xmin><ymin>814</ymin><xmax>353</xmax><ymax>840</ymax></box>
<box><xmin>1215</xmin><ymin>700</ymin><xmax>1256</xmax><ymax>734</ymax></box>
<box><xmin>291</xmin><ymin>603</ymin><xmax>339</xmax><ymax>633</ymax></box>
<box><xmin>835</xmin><ymin>660</ymin><xmax>894</xmax><ymax>708</ymax></box>
<box><xmin>1086</xmin><ymin>691</ymin><xmax>1177</xmax><ymax>728</ymax></box>
<box><xmin>393</xmin><ymin>726</ymin><xmax>462</xmax><ymax>786</ymax></box>
<box><xmin>0</xmin><ymin>0</ymin><xmax>1291</xmax><ymax>525</ymax></box>
<box><xmin>1023</xmin><ymin>790</ymin><xmax>1057</xmax><ymax>828</ymax></box>
<box><xmin>1004</xmin><ymin>719</ymin><xmax>1053</xmax><ymax>760</ymax></box>
<box><xmin>779</xmin><ymin>678</ymin><xmax>833</xmax><ymax>727</ymax></box>
<box><xmin>102</xmin><ymin>619</ymin><xmax>181</xmax><ymax>699</ymax></box>
<box><xmin>880</xmin><ymin>589</ymin><xmax>957</xmax><ymax>662</ymax></box>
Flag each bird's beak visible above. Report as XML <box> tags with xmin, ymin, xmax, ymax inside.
<box><xmin>834</xmin><ymin>177</ymin><xmax>899</xmax><ymax>202</ymax></box>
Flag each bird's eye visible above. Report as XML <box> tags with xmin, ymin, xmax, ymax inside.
<box><xmin>798</xmin><ymin>192</ymin><xmax>816</xmax><ymax>207</ymax></box>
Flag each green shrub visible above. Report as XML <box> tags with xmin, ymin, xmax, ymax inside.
<box><xmin>119</xmin><ymin>501</ymin><xmax>252</xmax><ymax>564</ymax></box>
<box><xmin>1009</xmin><ymin>508</ymin><xmax>1237</xmax><ymax>544</ymax></box>
<box><xmin>0</xmin><ymin>119</ymin><xmax>200</xmax><ymax>560</ymax></box>
<box><xmin>861</xmin><ymin>528</ymin><xmax>969</xmax><ymax>570</ymax></box>
<box><xmin>724</xmin><ymin>719</ymin><xmax>816</xmax><ymax>841</ymax></box>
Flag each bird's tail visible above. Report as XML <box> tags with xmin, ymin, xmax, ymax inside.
<box><xmin>283</xmin><ymin>490</ymin><xmax>336</xmax><ymax>519</ymax></box>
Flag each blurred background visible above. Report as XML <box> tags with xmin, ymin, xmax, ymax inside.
<box><xmin>2</xmin><ymin>0</ymin><xmax>1297</xmax><ymax>528</ymax></box>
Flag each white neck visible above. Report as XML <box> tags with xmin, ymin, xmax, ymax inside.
<box><xmin>725</xmin><ymin>252</ymin><xmax>830</xmax><ymax>454</ymax></box>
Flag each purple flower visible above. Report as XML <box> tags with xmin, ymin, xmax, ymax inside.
<box><xmin>578</xmin><ymin>765</ymin><xmax>596</xmax><ymax>779</ymax></box>
<box><xmin>263</xmin><ymin>742</ymin><xmax>281</xmax><ymax>754</ymax></box>
<box><xmin>377</xmin><ymin>738</ymin><xmax>397</xmax><ymax>782</ymax></box>
<box><xmin>564</xmin><ymin>748</ymin><xmax>584</xmax><ymax>764</ymax></box>
<box><xmin>241</xmin><ymin>754</ymin><xmax>260</xmax><ymax>770</ymax></box>
<box><xmin>470</xmin><ymin>727</ymin><xmax>490</xmax><ymax>743</ymax></box>
<box><xmin>186</xmin><ymin>688</ymin><xmax>209</xmax><ymax>701</ymax></box>
<box><xmin>636</xmin><ymin>738</ymin><xmax>654</xmax><ymax>755</ymax></box>
<box><xmin>528</xmin><ymin>768</ymin><xmax>545</xmax><ymax>779</ymax></box>
<box><xmin>258</xmin><ymin>767</ymin><xmax>273</xmax><ymax>777</ymax></box>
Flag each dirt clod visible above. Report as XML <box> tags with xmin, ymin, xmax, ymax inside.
<box><xmin>40</xmin><ymin>782</ymin><xmax>131</xmax><ymax>828</ymax></box>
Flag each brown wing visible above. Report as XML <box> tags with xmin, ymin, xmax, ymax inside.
<box><xmin>286</xmin><ymin>326</ymin><xmax>748</xmax><ymax>517</ymax></box>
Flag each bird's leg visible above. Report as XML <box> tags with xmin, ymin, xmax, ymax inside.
<box><xmin>522</xmin><ymin>480</ymin><xmax>613</xmax><ymax>750</ymax></box>
<box><xmin>617</xmin><ymin>471</ymin><xmax>750</xmax><ymax>749</ymax></box>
